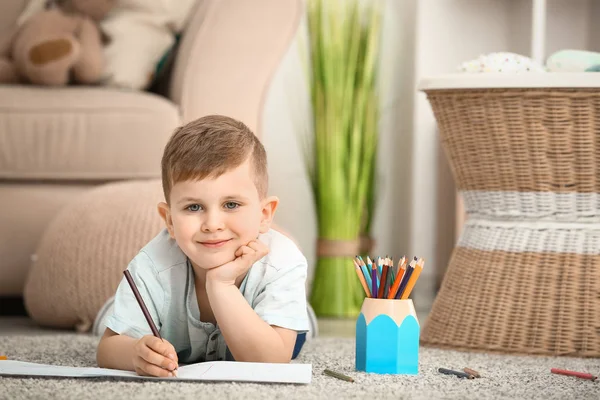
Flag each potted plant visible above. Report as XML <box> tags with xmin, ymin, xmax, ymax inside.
<box><xmin>306</xmin><ymin>0</ymin><xmax>382</xmax><ymax>317</ymax></box>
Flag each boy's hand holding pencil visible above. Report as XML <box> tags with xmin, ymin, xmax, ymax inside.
<box><xmin>123</xmin><ymin>270</ymin><xmax>179</xmax><ymax>377</ymax></box>
<box><xmin>133</xmin><ymin>335</ymin><xmax>179</xmax><ymax>377</ymax></box>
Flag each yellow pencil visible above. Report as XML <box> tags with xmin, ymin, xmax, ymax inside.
<box><xmin>401</xmin><ymin>258</ymin><xmax>424</xmax><ymax>299</ymax></box>
<box><xmin>354</xmin><ymin>263</ymin><xmax>371</xmax><ymax>297</ymax></box>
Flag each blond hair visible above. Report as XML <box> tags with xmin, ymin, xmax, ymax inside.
<box><xmin>161</xmin><ymin>115</ymin><xmax>268</xmax><ymax>203</ymax></box>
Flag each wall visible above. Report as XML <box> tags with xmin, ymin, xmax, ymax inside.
<box><xmin>546</xmin><ymin>0</ymin><xmax>591</xmax><ymax>55</ymax></box>
<box><xmin>592</xmin><ymin>0</ymin><xmax>600</xmax><ymax>52</ymax></box>
<box><xmin>411</xmin><ymin>0</ymin><xmax>514</xmax><ymax>308</ymax></box>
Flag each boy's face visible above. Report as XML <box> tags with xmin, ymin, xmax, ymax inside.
<box><xmin>158</xmin><ymin>158</ymin><xmax>278</xmax><ymax>270</ymax></box>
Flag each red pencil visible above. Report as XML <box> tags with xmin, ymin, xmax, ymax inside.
<box><xmin>551</xmin><ymin>368</ymin><xmax>597</xmax><ymax>381</ymax></box>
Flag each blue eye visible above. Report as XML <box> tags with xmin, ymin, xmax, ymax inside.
<box><xmin>187</xmin><ymin>204</ymin><xmax>200</xmax><ymax>212</ymax></box>
<box><xmin>224</xmin><ymin>202</ymin><xmax>239</xmax><ymax>210</ymax></box>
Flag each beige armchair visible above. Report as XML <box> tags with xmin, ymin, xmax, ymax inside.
<box><xmin>0</xmin><ymin>0</ymin><xmax>303</xmax><ymax>297</ymax></box>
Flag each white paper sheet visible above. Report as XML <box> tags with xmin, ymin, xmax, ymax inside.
<box><xmin>0</xmin><ymin>360</ymin><xmax>312</xmax><ymax>384</ymax></box>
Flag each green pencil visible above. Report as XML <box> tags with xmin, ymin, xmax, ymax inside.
<box><xmin>323</xmin><ymin>369</ymin><xmax>354</xmax><ymax>382</ymax></box>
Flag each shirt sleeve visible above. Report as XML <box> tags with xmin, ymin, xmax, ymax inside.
<box><xmin>104</xmin><ymin>251</ymin><xmax>165</xmax><ymax>339</ymax></box>
<box><xmin>252</xmin><ymin>257</ymin><xmax>310</xmax><ymax>332</ymax></box>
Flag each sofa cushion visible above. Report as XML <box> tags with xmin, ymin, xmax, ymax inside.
<box><xmin>0</xmin><ymin>85</ymin><xmax>181</xmax><ymax>180</ymax></box>
<box><xmin>24</xmin><ymin>180</ymin><xmax>165</xmax><ymax>331</ymax></box>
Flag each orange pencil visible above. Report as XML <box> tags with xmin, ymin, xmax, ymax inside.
<box><xmin>401</xmin><ymin>258</ymin><xmax>424</xmax><ymax>299</ymax></box>
<box><xmin>387</xmin><ymin>257</ymin><xmax>407</xmax><ymax>299</ymax></box>
<box><xmin>397</xmin><ymin>256</ymin><xmax>406</xmax><ymax>276</ymax></box>
<box><xmin>354</xmin><ymin>260</ymin><xmax>371</xmax><ymax>297</ymax></box>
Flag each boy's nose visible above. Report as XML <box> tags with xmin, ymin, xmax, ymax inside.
<box><xmin>201</xmin><ymin>212</ymin><xmax>225</xmax><ymax>232</ymax></box>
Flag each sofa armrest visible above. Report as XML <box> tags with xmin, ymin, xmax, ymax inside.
<box><xmin>167</xmin><ymin>0</ymin><xmax>303</xmax><ymax>137</ymax></box>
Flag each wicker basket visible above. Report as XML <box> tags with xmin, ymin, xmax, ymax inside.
<box><xmin>419</xmin><ymin>74</ymin><xmax>600</xmax><ymax>357</ymax></box>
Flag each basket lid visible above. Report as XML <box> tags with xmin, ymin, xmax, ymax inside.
<box><xmin>418</xmin><ymin>73</ymin><xmax>600</xmax><ymax>90</ymax></box>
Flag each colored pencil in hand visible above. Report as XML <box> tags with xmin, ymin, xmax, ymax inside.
<box><xmin>124</xmin><ymin>270</ymin><xmax>161</xmax><ymax>339</ymax></box>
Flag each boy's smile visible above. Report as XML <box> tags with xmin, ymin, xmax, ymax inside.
<box><xmin>158</xmin><ymin>157</ymin><xmax>278</xmax><ymax>272</ymax></box>
<box><xmin>200</xmin><ymin>239</ymin><xmax>232</xmax><ymax>249</ymax></box>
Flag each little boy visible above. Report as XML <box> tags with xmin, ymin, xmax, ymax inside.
<box><xmin>96</xmin><ymin>115</ymin><xmax>312</xmax><ymax>377</ymax></box>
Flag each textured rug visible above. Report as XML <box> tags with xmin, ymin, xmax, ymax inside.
<box><xmin>0</xmin><ymin>334</ymin><xmax>598</xmax><ymax>400</ymax></box>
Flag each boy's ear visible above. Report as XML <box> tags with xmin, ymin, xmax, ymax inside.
<box><xmin>157</xmin><ymin>202</ymin><xmax>175</xmax><ymax>238</ymax></box>
<box><xmin>259</xmin><ymin>196</ymin><xmax>279</xmax><ymax>234</ymax></box>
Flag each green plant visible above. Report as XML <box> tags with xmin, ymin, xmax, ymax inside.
<box><xmin>306</xmin><ymin>0</ymin><xmax>382</xmax><ymax>317</ymax></box>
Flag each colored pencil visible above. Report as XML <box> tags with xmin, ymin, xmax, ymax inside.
<box><xmin>354</xmin><ymin>262</ymin><xmax>371</xmax><ymax>297</ymax></box>
<box><xmin>372</xmin><ymin>256</ymin><xmax>377</xmax><ymax>280</ymax></box>
<box><xmin>370</xmin><ymin>262</ymin><xmax>378</xmax><ymax>298</ymax></box>
<box><xmin>372</xmin><ymin>256</ymin><xmax>378</xmax><ymax>284</ymax></box>
<box><xmin>377</xmin><ymin>261</ymin><xmax>389</xmax><ymax>298</ymax></box>
<box><xmin>439</xmin><ymin>368</ymin><xmax>475</xmax><ymax>379</ymax></box>
<box><xmin>323</xmin><ymin>369</ymin><xmax>354</xmax><ymax>382</ymax></box>
<box><xmin>366</xmin><ymin>256</ymin><xmax>378</xmax><ymax>289</ymax></box>
<box><xmin>551</xmin><ymin>368</ymin><xmax>597</xmax><ymax>381</ymax></box>
<box><xmin>124</xmin><ymin>270</ymin><xmax>161</xmax><ymax>339</ymax></box>
<box><xmin>353</xmin><ymin>253</ymin><xmax>424</xmax><ymax>301</ymax></box>
<box><xmin>366</xmin><ymin>256</ymin><xmax>373</xmax><ymax>278</ymax></box>
<box><xmin>463</xmin><ymin>368</ymin><xmax>481</xmax><ymax>378</ymax></box>
<box><xmin>124</xmin><ymin>270</ymin><xmax>179</xmax><ymax>377</ymax></box>
<box><xmin>387</xmin><ymin>257</ymin><xmax>407</xmax><ymax>299</ymax></box>
<box><xmin>356</xmin><ymin>257</ymin><xmax>373</xmax><ymax>292</ymax></box>
<box><xmin>395</xmin><ymin>257</ymin><xmax>416</xmax><ymax>299</ymax></box>
<box><xmin>401</xmin><ymin>258</ymin><xmax>424</xmax><ymax>299</ymax></box>
<box><xmin>396</xmin><ymin>256</ymin><xmax>405</xmax><ymax>276</ymax></box>
<box><xmin>383</xmin><ymin>258</ymin><xmax>393</xmax><ymax>298</ymax></box>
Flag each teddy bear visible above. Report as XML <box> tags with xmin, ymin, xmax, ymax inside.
<box><xmin>0</xmin><ymin>0</ymin><xmax>115</xmax><ymax>86</ymax></box>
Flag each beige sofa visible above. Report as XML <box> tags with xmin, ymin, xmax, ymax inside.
<box><xmin>0</xmin><ymin>0</ymin><xmax>302</xmax><ymax>297</ymax></box>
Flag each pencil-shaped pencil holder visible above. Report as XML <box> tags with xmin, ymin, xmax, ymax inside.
<box><xmin>355</xmin><ymin>298</ymin><xmax>419</xmax><ymax>374</ymax></box>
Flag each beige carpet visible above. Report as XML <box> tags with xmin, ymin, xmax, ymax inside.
<box><xmin>0</xmin><ymin>333</ymin><xmax>599</xmax><ymax>400</ymax></box>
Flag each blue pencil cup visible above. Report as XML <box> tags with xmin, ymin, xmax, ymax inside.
<box><xmin>355</xmin><ymin>298</ymin><xmax>419</xmax><ymax>374</ymax></box>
